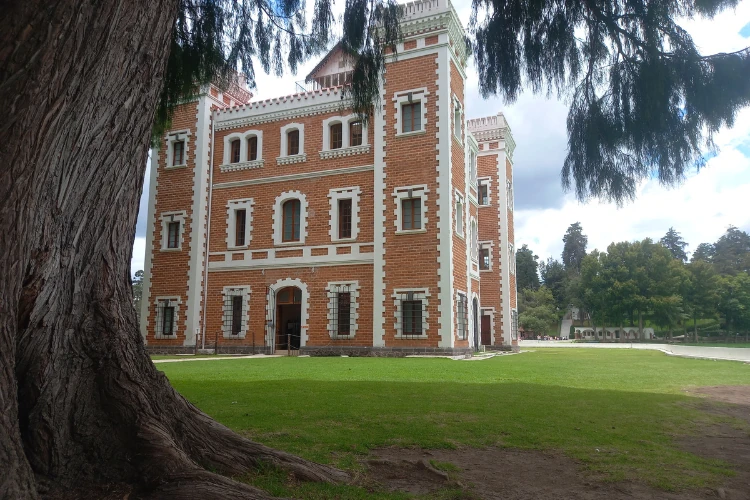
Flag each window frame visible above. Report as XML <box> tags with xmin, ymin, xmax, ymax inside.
<box><xmin>479</xmin><ymin>247</ymin><xmax>490</xmax><ymax>270</ymax></box>
<box><xmin>393</xmin><ymin>88</ymin><xmax>429</xmax><ymax>137</ymax></box>
<box><xmin>330</xmin><ymin>122</ymin><xmax>343</xmax><ymax>150</ymax></box>
<box><xmin>165</xmin><ymin>130</ymin><xmax>190</xmax><ymax>169</ymax></box>
<box><xmin>456</xmin><ymin>292</ymin><xmax>468</xmax><ymax>340</ymax></box>
<box><xmin>349</xmin><ymin>120</ymin><xmax>363</xmax><ymax>146</ymax></box>
<box><xmin>327</xmin><ymin>281</ymin><xmax>360</xmax><ymax>339</ymax></box>
<box><xmin>338</xmin><ymin>199</ymin><xmax>352</xmax><ymax>239</ymax></box>
<box><xmin>478</xmin><ymin>182</ymin><xmax>489</xmax><ymax>206</ymax></box>
<box><xmin>226</xmin><ymin>198</ymin><xmax>254</xmax><ymax>250</ymax></box>
<box><xmin>287</xmin><ymin>129</ymin><xmax>300</xmax><ymax>156</ymax></box>
<box><xmin>273</xmin><ymin>191</ymin><xmax>308</xmax><ymax>246</ymax></box>
<box><xmin>172</xmin><ymin>140</ymin><xmax>185</xmax><ymax>167</ymax></box>
<box><xmin>222</xmin><ymin>286</ymin><xmax>251</xmax><ymax>339</ymax></box>
<box><xmin>455</xmin><ymin>191</ymin><xmax>465</xmax><ymax>237</ymax></box>
<box><xmin>282</xmin><ymin>199</ymin><xmax>301</xmax><ymax>243</ymax></box>
<box><xmin>328</xmin><ymin>187</ymin><xmax>361</xmax><ymax>242</ymax></box>
<box><xmin>401</xmin><ymin>102</ymin><xmax>422</xmax><ymax>134</ymax></box>
<box><xmin>393</xmin><ymin>185</ymin><xmax>429</xmax><ymax>235</ymax></box>
<box><xmin>154</xmin><ymin>296</ymin><xmax>181</xmax><ymax>339</ymax></box>
<box><xmin>393</xmin><ymin>288</ymin><xmax>430</xmax><ymax>338</ymax></box>
<box><xmin>248</xmin><ymin>135</ymin><xmax>258</xmax><ymax>161</ymax></box>
<box><xmin>230</xmin><ymin>138</ymin><xmax>241</xmax><ymax>163</ymax></box>
<box><xmin>159</xmin><ymin>211</ymin><xmax>187</xmax><ymax>251</ymax></box>
<box><xmin>167</xmin><ymin>221</ymin><xmax>180</xmax><ymax>249</ymax></box>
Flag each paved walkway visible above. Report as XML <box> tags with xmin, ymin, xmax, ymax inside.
<box><xmin>152</xmin><ymin>354</ymin><xmax>282</xmax><ymax>364</ymax></box>
<box><xmin>519</xmin><ymin>340</ymin><xmax>750</xmax><ymax>363</ymax></box>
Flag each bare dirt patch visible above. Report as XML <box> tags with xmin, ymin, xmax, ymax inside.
<box><xmin>366</xmin><ymin>387</ymin><xmax>750</xmax><ymax>500</ymax></box>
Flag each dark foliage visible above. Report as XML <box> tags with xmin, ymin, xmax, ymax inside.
<box><xmin>516</xmin><ymin>244</ymin><xmax>542</xmax><ymax>291</ymax></box>
<box><xmin>470</xmin><ymin>0</ymin><xmax>750</xmax><ymax>203</ymax></box>
<box><xmin>562</xmin><ymin>222</ymin><xmax>588</xmax><ymax>275</ymax></box>
<box><xmin>660</xmin><ymin>226</ymin><xmax>688</xmax><ymax>262</ymax></box>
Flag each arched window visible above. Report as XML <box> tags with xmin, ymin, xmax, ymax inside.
<box><xmin>330</xmin><ymin>123</ymin><xmax>343</xmax><ymax>149</ymax></box>
<box><xmin>248</xmin><ymin>135</ymin><xmax>258</xmax><ymax>161</ymax></box>
<box><xmin>282</xmin><ymin>199</ymin><xmax>301</xmax><ymax>242</ymax></box>
<box><xmin>350</xmin><ymin>121</ymin><xmax>363</xmax><ymax>146</ymax></box>
<box><xmin>230</xmin><ymin>139</ymin><xmax>241</xmax><ymax>163</ymax></box>
<box><xmin>287</xmin><ymin>129</ymin><xmax>300</xmax><ymax>156</ymax></box>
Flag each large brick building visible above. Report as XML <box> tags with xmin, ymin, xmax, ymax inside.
<box><xmin>140</xmin><ymin>0</ymin><xmax>518</xmax><ymax>355</ymax></box>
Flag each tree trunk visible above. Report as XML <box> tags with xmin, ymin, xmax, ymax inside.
<box><xmin>0</xmin><ymin>1</ymin><xmax>347</xmax><ymax>498</ymax></box>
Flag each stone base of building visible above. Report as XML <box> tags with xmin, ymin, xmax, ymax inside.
<box><xmin>146</xmin><ymin>345</ymin><xmax>273</xmax><ymax>355</ymax></box>
<box><xmin>483</xmin><ymin>344</ymin><xmax>514</xmax><ymax>353</ymax></box>
<box><xmin>300</xmin><ymin>346</ymin><xmax>474</xmax><ymax>358</ymax></box>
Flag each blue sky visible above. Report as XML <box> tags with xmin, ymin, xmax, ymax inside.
<box><xmin>132</xmin><ymin>0</ymin><xmax>750</xmax><ymax>273</ymax></box>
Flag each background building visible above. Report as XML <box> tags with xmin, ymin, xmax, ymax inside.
<box><xmin>140</xmin><ymin>0</ymin><xmax>517</xmax><ymax>355</ymax></box>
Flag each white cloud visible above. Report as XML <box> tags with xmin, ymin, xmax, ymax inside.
<box><xmin>132</xmin><ymin>237</ymin><xmax>146</xmax><ymax>276</ymax></box>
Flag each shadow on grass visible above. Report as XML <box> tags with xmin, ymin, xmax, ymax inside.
<box><xmin>172</xmin><ymin>379</ymin><xmax>738</xmax><ymax>492</ymax></box>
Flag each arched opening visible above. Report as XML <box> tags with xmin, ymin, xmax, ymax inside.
<box><xmin>276</xmin><ymin>286</ymin><xmax>302</xmax><ymax>352</ymax></box>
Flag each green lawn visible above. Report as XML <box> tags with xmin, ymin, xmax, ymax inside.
<box><xmin>158</xmin><ymin>349</ymin><xmax>750</xmax><ymax>498</ymax></box>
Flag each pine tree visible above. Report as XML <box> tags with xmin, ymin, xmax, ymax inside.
<box><xmin>660</xmin><ymin>227</ymin><xmax>689</xmax><ymax>262</ymax></box>
<box><xmin>515</xmin><ymin>244</ymin><xmax>541</xmax><ymax>291</ymax></box>
<box><xmin>562</xmin><ymin>222</ymin><xmax>588</xmax><ymax>275</ymax></box>
<box><xmin>712</xmin><ymin>225</ymin><xmax>750</xmax><ymax>275</ymax></box>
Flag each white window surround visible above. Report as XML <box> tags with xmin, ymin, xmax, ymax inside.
<box><xmin>326</xmin><ymin>281</ymin><xmax>360</xmax><ymax>339</ymax></box>
<box><xmin>320</xmin><ymin>115</ymin><xmax>370</xmax><ymax>159</ymax></box>
<box><xmin>154</xmin><ymin>296</ymin><xmax>181</xmax><ymax>339</ymax></box>
<box><xmin>220</xmin><ymin>130</ymin><xmax>264</xmax><ymax>172</ymax></box>
<box><xmin>452</xmin><ymin>94</ymin><xmax>463</xmax><ymax>143</ymax></box>
<box><xmin>479</xmin><ymin>240</ymin><xmax>494</xmax><ymax>271</ymax></box>
<box><xmin>221</xmin><ymin>286</ymin><xmax>251</xmax><ymax>339</ymax></box>
<box><xmin>507</xmin><ymin>179</ymin><xmax>514</xmax><ymax>211</ymax></box>
<box><xmin>328</xmin><ymin>186</ymin><xmax>361</xmax><ymax>242</ymax></box>
<box><xmin>392</xmin><ymin>288</ymin><xmax>430</xmax><ymax>338</ymax></box>
<box><xmin>454</xmin><ymin>190</ymin><xmax>465</xmax><ymax>238</ymax></box>
<box><xmin>266</xmin><ymin>278</ymin><xmax>310</xmax><ymax>347</ymax></box>
<box><xmin>159</xmin><ymin>210</ymin><xmax>187</xmax><ymax>251</ymax></box>
<box><xmin>456</xmin><ymin>290</ymin><xmax>468</xmax><ymax>340</ymax></box>
<box><xmin>226</xmin><ymin>198</ymin><xmax>254</xmax><ymax>249</ymax></box>
<box><xmin>393</xmin><ymin>88</ymin><xmax>429</xmax><ymax>137</ymax></box>
<box><xmin>509</xmin><ymin>243</ymin><xmax>516</xmax><ymax>274</ymax></box>
<box><xmin>468</xmin><ymin>149</ymin><xmax>478</xmax><ymax>188</ymax></box>
<box><xmin>470</xmin><ymin>218</ymin><xmax>479</xmax><ymax>263</ymax></box>
<box><xmin>392</xmin><ymin>184</ymin><xmax>429</xmax><ymax>234</ymax></box>
<box><xmin>165</xmin><ymin>129</ymin><xmax>190</xmax><ymax>169</ymax></box>
<box><xmin>272</xmin><ymin>190</ymin><xmax>309</xmax><ymax>246</ymax></box>
<box><xmin>277</xmin><ymin>123</ymin><xmax>306</xmax><ymax>165</ymax></box>
<box><xmin>477</xmin><ymin>177</ymin><xmax>493</xmax><ymax>206</ymax></box>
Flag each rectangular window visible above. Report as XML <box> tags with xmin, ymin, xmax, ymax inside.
<box><xmin>401</xmin><ymin>198</ymin><xmax>422</xmax><ymax>230</ymax></box>
<box><xmin>350</xmin><ymin>121</ymin><xmax>363</xmax><ymax>146</ymax></box>
<box><xmin>167</xmin><ymin>222</ymin><xmax>180</xmax><ymax>249</ymax></box>
<box><xmin>337</xmin><ymin>292</ymin><xmax>351</xmax><ymax>335</ymax></box>
<box><xmin>173</xmin><ymin>140</ymin><xmax>185</xmax><ymax>166</ymax></box>
<box><xmin>231</xmin><ymin>295</ymin><xmax>243</xmax><ymax>336</ymax></box>
<box><xmin>457</xmin><ymin>295</ymin><xmax>468</xmax><ymax>340</ymax></box>
<box><xmin>248</xmin><ymin>136</ymin><xmax>258</xmax><ymax>161</ymax></box>
<box><xmin>231</xmin><ymin>139</ymin><xmax>241</xmax><ymax>163</ymax></box>
<box><xmin>161</xmin><ymin>304</ymin><xmax>175</xmax><ymax>336</ymax></box>
<box><xmin>288</xmin><ymin>130</ymin><xmax>300</xmax><ymax>156</ymax></box>
<box><xmin>283</xmin><ymin>199</ymin><xmax>301</xmax><ymax>242</ymax></box>
<box><xmin>402</xmin><ymin>300</ymin><xmax>423</xmax><ymax>335</ymax></box>
<box><xmin>479</xmin><ymin>248</ymin><xmax>490</xmax><ymax>270</ymax></box>
<box><xmin>478</xmin><ymin>182</ymin><xmax>489</xmax><ymax>205</ymax></box>
<box><xmin>234</xmin><ymin>209</ymin><xmax>246</xmax><ymax>246</ymax></box>
<box><xmin>454</xmin><ymin>105</ymin><xmax>462</xmax><ymax>138</ymax></box>
<box><xmin>338</xmin><ymin>199</ymin><xmax>352</xmax><ymax>239</ymax></box>
<box><xmin>330</xmin><ymin>123</ymin><xmax>343</xmax><ymax>149</ymax></box>
<box><xmin>402</xmin><ymin>102</ymin><xmax>422</xmax><ymax>133</ymax></box>
<box><xmin>456</xmin><ymin>199</ymin><xmax>464</xmax><ymax>236</ymax></box>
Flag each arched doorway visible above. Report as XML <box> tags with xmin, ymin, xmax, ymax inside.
<box><xmin>276</xmin><ymin>286</ymin><xmax>302</xmax><ymax>352</ymax></box>
<box><xmin>472</xmin><ymin>298</ymin><xmax>479</xmax><ymax>349</ymax></box>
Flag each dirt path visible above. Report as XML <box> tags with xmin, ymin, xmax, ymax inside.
<box><xmin>364</xmin><ymin>386</ymin><xmax>750</xmax><ymax>500</ymax></box>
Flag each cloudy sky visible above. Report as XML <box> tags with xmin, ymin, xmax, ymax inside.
<box><xmin>132</xmin><ymin>0</ymin><xmax>750</xmax><ymax>274</ymax></box>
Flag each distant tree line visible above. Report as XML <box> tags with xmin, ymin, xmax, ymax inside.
<box><xmin>516</xmin><ymin>224</ymin><xmax>750</xmax><ymax>342</ymax></box>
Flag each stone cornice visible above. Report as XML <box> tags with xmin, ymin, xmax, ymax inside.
<box><xmin>219</xmin><ymin>159</ymin><xmax>265</xmax><ymax>173</ymax></box>
<box><xmin>319</xmin><ymin>144</ymin><xmax>371</xmax><ymax>159</ymax></box>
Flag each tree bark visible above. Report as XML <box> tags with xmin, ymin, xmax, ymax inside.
<box><xmin>0</xmin><ymin>1</ymin><xmax>347</xmax><ymax>498</ymax></box>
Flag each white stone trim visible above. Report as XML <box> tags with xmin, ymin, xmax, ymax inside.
<box><xmin>266</xmin><ymin>278</ymin><xmax>310</xmax><ymax>348</ymax></box>
<box><xmin>221</xmin><ymin>286</ymin><xmax>251</xmax><ymax>339</ymax></box>
<box><xmin>220</xmin><ymin>159</ymin><xmax>265</xmax><ymax>173</ymax></box>
<box><xmin>159</xmin><ymin>210</ymin><xmax>187</xmax><ymax>251</ymax></box>
<box><xmin>226</xmin><ymin>198</ymin><xmax>254</xmax><ymax>249</ymax></box>
<box><xmin>477</xmin><ymin>176</ymin><xmax>493</xmax><ymax>206</ymax></box>
<box><xmin>153</xmin><ymin>296</ymin><xmax>181</xmax><ymax>339</ymax></box>
<box><xmin>272</xmin><ymin>191</ymin><xmax>308</xmax><ymax>246</ymax></box>
<box><xmin>373</xmin><ymin>71</ymin><xmax>388</xmax><ymax>347</ymax></box>
<box><xmin>165</xmin><ymin>129</ymin><xmax>190</xmax><ymax>169</ymax></box>
<box><xmin>470</xmin><ymin>217</ymin><xmax>479</xmax><ymax>263</ymax></box>
<box><xmin>392</xmin><ymin>288</ymin><xmax>430</xmax><ymax>338</ymax></box>
<box><xmin>509</xmin><ymin>242</ymin><xmax>516</xmax><ymax>274</ymax></box>
<box><xmin>328</xmin><ymin>186</ymin><xmax>361</xmax><ymax>242</ymax></box>
<box><xmin>326</xmin><ymin>281</ymin><xmax>360</xmax><ymax>339</ymax></box>
<box><xmin>479</xmin><ymin>240</ymin><xmax>494</xmax><ymax>271</ymax></box>
<box><xmin>455</xmin><ymin>290</ymin><xmax>469</xmax><ymax>340</ymax></box>
<box><xmin>140</xmin><ymin>149</ymin><xmax>159</xmax><ymax>342</ymax></box>
<box><xmin>213</xmin><ymin>164</ymin><xmax>373</xmax><ymax>189</ymax></box>
<box><xmin>392</xmin><ymin>184</ymin><xmax>429</xmax><ymax>234</ymax></box>
<box><xmin>454</xmin><ymin>189</ymin><xmax>465</xmax><ymax>238</ymax></box>
<box><xmin>319</xmin><ymin>144</ymin><xmax>371</xmax><ymax>159</ymax></box>
<box><xmin>222</xmin><ymin>132</ymin><xmax>243</xmax><ymax>165</ymax></box>
<box><xmin>393</xmin><ymin>87</ymin><xmax>430</xmax><ymax>136</ymax></box>
<box><xmin>221</xmin><ymin>129</ymin><xmax>263</xmax><ymax>167</ymax></box>
<box><xmin>452</xmin><ymin>94</ymin><xmax>463</xmax><ymax>144</ymax></box>
<box><xmin>507</xmin><ymin>178</ymin><xmax>514</xmax><ymax>211</ymax></box>
<box><xmin>279</xmin><ymin>122</ymin><xmax>305</xmax><ymax>158</ymax></box>
<box><xmin>321</xmin><ymin>114</ymin><xmax>369</xmax><ymax>153</ymax></box>
<box><xmin>436</xmin><ymin>46</ymin><xmax>453</xmax><ymax>349</ymax></box>
<box><xmin>480</xmin><ymin>307</ymin><xmax>497</xmax><ymax>345</ymax></box>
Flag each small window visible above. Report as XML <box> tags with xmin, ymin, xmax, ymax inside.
<box><xmin>454</xmin><ymin>104</ymin><xmax>462</xmax><ymax>138</ymax></box>
<box><xmin>350</xmin><ymin>121</ymin><xmax>363</xmax><ymax>146</ymax></box>
<box><xmin>287</xmin><ymin>129</ymin><xmax>300</xmax><ymax>156</ymax></box>
<box><xmin>161</xmin><ymin>303</ymin><xmax>175</xmax><ymax>336</ymax></box>
<box><xmin>457</xmin><ymin>295</ymin><xmax>468</xmax><ymax>340</ymax></box>
<box><xmin>330</xmin><ymin>123</ymin><xmax>343</xmax><ymax>149</ymax></box>
<box><xmin>248</xmin><ymin>136</ymin><xmax>258</xmax><ymax>161</ymax></box>
<box><xmin>339</xmin><ymin>199</ymin><xmax>352</xmax><ymax>239</ymax></box>
<box><xmin>167</xmin><ymin>221</ymin><xmax>180</xmax><ymax>249</ymax></box>
<box><xmin>402</xmin><ymin>198</ymin><xmax>422</xmax><ymax>230</ymax></box>
<box><xmin>402</xmin><ymin>102</ymin><xmax>422</xmax><ymax>133</ymax></box>
<box><xmin>402</xmin><ymin>300</ymin><xmax>423</xmax><ymax>335</ymax></box>
<box><xmin>173</xmin><ymin>140</ymin><xmax>185</xmax><ymax>166</ymax></box>
<box><xmin>456</xmin><ymin>199</ymin><xmax>464</xmax><ymax>236</ymax></box>
<box><xmin>282</xmin><ymin>199</ymin><xmax>301</xmax><ymax>242</ymax></box>
<box><xmin>479</xmin><ymin>248</ymin><xmax>490</xmax><ymax>270</ymax></box>
<box><xmin>231</xmin><ymin>295</ymin><xmax>243</xmax><ymax>336</ymax></box>
<box><xmin>478</xmin><ymin>182</ymin><xmax>489</xmax><ymax>205</ymax></box>
<box><xmin>231</xmin><ymin>139</ymin><xmax>241</xmax><ymax>163</ymax></box>
<box><xmin>235</xmin><ymin>209</ymin><xmax>247</xmax><ymax>247</ymax></box>
<box><xmin>337</xmin><ymin>292</ymin><xmax>351</xmax><ymax>335</ymax></box>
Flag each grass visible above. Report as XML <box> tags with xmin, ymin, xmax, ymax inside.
<box><xmin>157</xmin><ymin>349</ymin><xmax>750</xmax><ymax>497</ymax></box>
